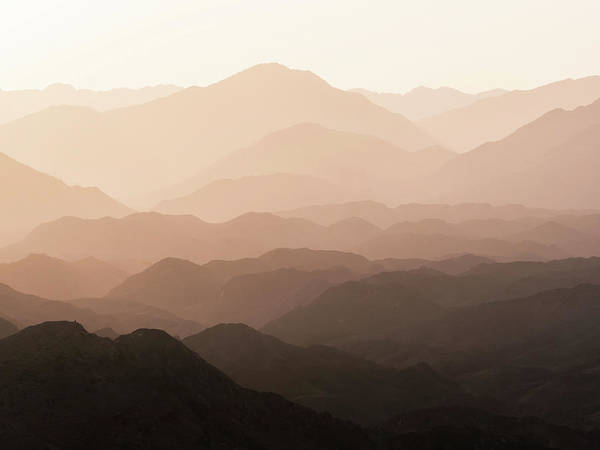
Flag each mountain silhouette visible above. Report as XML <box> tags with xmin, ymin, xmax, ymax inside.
<box><xmin>427</xmin><ymin>98</ymin><xmax>600</xmax><ymax>208</ymax></box>
<box><xmin>0</xmin><ymin>151</ymin><xmax>131</xmax><ymax>245</ymax></box>
<box><xmin>0</xmin><ymin>282</ymin><xmax>203</xmax><ymax>337</ymax></box>
<box><xmin>3</xmin><ymin>210</ymin><xmax>586</xmax><ymax>266</ymax></box>
<box><xmin>0</xmin><ymin>321</ymin><xmax>376</xmax><ymax>449</ymax></box>
<box><xmin>0</xmin><ymin>317</ymin><xmax>17</xmax><ymax>339</ymax></box>
<box><xmin>184</xmin><ymin>323</ymin><xmax>478</xmax><ymax>425</ymax></box>
<box><xmin>0</xmin><ymin>63</ymin><xmax>435</xmax><ymax>200</ymax></box>
<box><xmin>265</xmin><ymin>279</ymin><xmax>600</xmax><ymax>432</ymax></box>
<box><xmin>264</xmin><ymin>257</ymin><xmax>600</xmax><ymax>346</ymax></box>
<box><xmin>160</xmin><ymin>123</ymin><xmax>454</xmax><ymax>205</ymax></box>
<box><xmin>354</xmin><ymin>232</ymin><xmax>566</xmax><ymax>261</ymax></box>
<box><xmin>156</xmin><ymin>173</ymin><xmax>351</xmax><ymax>222</ymax></box>
<box><xmin>0</xmin><ymin>254</ymin><xmax>128</xmax><ymax>300</ymax></box>
<box><xmin>352</xmin><ymin>86</ymin><xmax>506</xmax><ymax>120</ymax></box>
<box><xmin>68</xmin><ymin>297</ymin><xmax>204</xmax><ymax>338</ymax></box>
<box><xmin>264</xmin><ymin>281</ymin><xmax>444</xmax><ymax>346</ymax></box>
<box><xmin>420</xmin><ymin>76</ymin><xmax>600</xmax><ymax>150</ymax></box>
<box><xmin>106</xmin><ymin>248</ymin><xmax>367</xmax><ymax>325</ymax></box>
<box><xmin>0</xmin><ymin>84</ymin><xmax>181</xmax><ymax>125</ymax></box>
<box><xmin>277</xmin><ymin>200</ymin><xmax>586</xmax><ymax>227</ymax></box>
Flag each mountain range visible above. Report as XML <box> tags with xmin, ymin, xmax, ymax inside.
<box><xmin>264</xmin><ymin>257</ymin><xmax>600</xmax><ymax>346</ymax></box>
<box><xmin>0</xmin><ymin>83</ymin><xmax>181</xmax><ymax>125</ymax></box>
<box><xmin>0</xmin><ymin>282</ymin><xmax>203</xmax><ymax>337</ymax></box>
<box><xmin>0</xmin><ymin>321</ymin><xmax>377</xmax><ymax>449</ymax></box>
<box><xmin>183</xmin><ymin>323</ymin><xmax>479</xmax><ymax>425</ymax></box>
<box><xmin>276</xmin><ymin>200</ymin><xmax>592</xmax><ymax>227</ymax></box>
<box><xmin>157</xmin><ymin>123</ymin><xmax>455</xmax><ymax>208</ymax></box>
<box><xmin>0</xmin><ymin>253</ymin><xmax>128</xmax><ymax>299</ymax></box>
<box><xmin>0</xmin><ymin>151</ymin><xmax>130</xmax><ymax>245</ymax></box>
<box><xmin>0</xmin><ymin>64</ymin><xmax>435</xmax><ymax>201</ymax></box>
<box><xmin>426</xmin><ymin>98</ymin><xmax>600</xmax><ymax>208</ymax></box>
<box><xmin>156</xmin><ymin>172</ymin><xmax>352</xmax><ymax>222</ymax></box>
<box><xmin>419</xmin><ymin>76</ymin><xmax>600</xmax><ymax>150</ymax></box>
<box><xmin>4</xmin><ymin>210</ymin><xmax>589</xmax><ymax>268</ymax></box>
<box><xmin>264</xmin><ymin>279</ymin><xmax>600</xmax><ymax>431</ymax></box>
<box><xmin>5</xmin><ymin>321</ymin><xmax>595</xmax><ymax>449</ymax></box>
<box><xmin>352</xmin><ymin>86</ymin><xmax>506</xmax><ymax>120</ymax></box>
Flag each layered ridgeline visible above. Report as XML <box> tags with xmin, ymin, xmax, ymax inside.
<box><xmin>426</xmin><ymin>98</ymin><xmax>600</xmax><ymax>208</ymax></box>
<box><xmin>156</xmin><ymin>173</ymin><xmax>354</xmax><ymax>223</ymax></box>
<box><xmin>0</xmin><ymin>254</ymin><xmax>128</xmax><ymax>300</ymax></box>
<box><xmin>419</xmin><ymin>76</ymin><xmax>600</xmax><ymax>151</ymax></box>
<box><xmin>0</xmin><ymin>321</ymin><xmax>376</xmax><ymax>449</ymax></box>
<box><xmin>5</xmin><ymin>210</ymin><xmax>597</xmax><ymax>269</ymax></box>
<box><xmin>0</xmin><ymin>152</ymin><xmax>131</xmax><ymax>246</ymax></box>
<box><xmin>264</xmin><ymin>274</ymin><xmax>600</xmax><ymax>431</ymax></box>
<box><xmin>2</xmin><ymin>321</ymin><xmax>594</xmax><ymax>449</ymax></box>
<box><xmin>0</xmin><ymin>64</ymin><xmax>434</xmax><ymax>201</ymax></box>
<box><xmin>157</xmin><ymin>124</ymin><xmax>455</xmax><ymax>213</ymax></box>
<box><xmin>424</xmin><ymin>100</ymin><xmax>600</xmax><ymax>208</ymax></box>
<box><xmin>351</xmin><ymin>86</ymin><xmax>506</xmax><ymax>120</ymax></box>
<box><xmin>105</xmin><ymin>251</ymin><xmax>600</xmax><ymax>329</ymax></box>
<box><xmin>183</xmin><ymin>323</ymin><xmax>479</xmax><ymax>425</ymax></box>
<box><xmin>276</xmin><ymin>201</ymin><xmax>593</xmax><ymax>227</ymax></box>
<box><xmin>264</xmin><ymin>257</ymin><xmax>600</xmax><ymax>345</ymax></box>
<box><xmin>0</xmin><ymin>83</ymin><xmax>182</xmax><ymax>125</ymax></box>
<box><xmin>0</xmin><ymin>317</ymin><xmax>18</xmax><ymax>339</ymax></box>
<box><xmin>0</xmin><ymin>282</ymin><xmax>203</xmax><ymax>338</ymax></box>
<box><xmin>105</xmin><ymin>249</ymin><xmax>497</xmax><ymax>326</ymax></box>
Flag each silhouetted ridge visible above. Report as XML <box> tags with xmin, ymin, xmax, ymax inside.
<box><xmin>184</xmin><ymin>323</ymin><xmax>478</xmax><ymax>425</ymax></box>
<box><xmin>0</xmin><ymin>321</ymin><xmax>376</xmax><ymax>449</ymax></box>
<box><xmin>0</xmin><ymin>316</ymin><xmax>18</xmax><ymax>339</ymax></box>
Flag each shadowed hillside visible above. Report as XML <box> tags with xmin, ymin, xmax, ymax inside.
<box><xmin>0</xmin><ymin>321</ymin><xmax>376</xmax><ymax>449</ymax></box>
<box><xmin>184</xmin><ymin>323</ymin><xmax>480</xmax><ymax>425</ymax></box>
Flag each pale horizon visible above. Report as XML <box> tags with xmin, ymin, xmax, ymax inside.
<box><xmin>2</xmin><ymin>0</ymin><xmax>600</xmax><ymax>93</ymax></box>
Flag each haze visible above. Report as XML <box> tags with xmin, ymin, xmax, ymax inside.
<box><xmin>2</xmin><ymin>0</ymin><xmax>600</xmax><ymax>93</ymax></box>
<box><xmin>2</xmin><ymin>2</ymin><xmax>600</xmax><ymax>448</ymax></box>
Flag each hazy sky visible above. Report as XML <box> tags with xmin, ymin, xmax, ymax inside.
<box><xmin>2</xmin><ymin>0</ymin><xmax>599</xmax><ymax>93</ymax></box>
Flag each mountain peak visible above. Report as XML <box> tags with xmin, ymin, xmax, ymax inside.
<box><xmin>217</xmin><ymin>63</ymin><xmax>328</xmax><ymax>90</ymax></box>
<box><xmin>14</xmin><ymin>321</ymin><xmax>88</xmax><ymax>340</ymax></box>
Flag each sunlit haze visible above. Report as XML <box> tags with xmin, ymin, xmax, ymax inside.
<box><xmin>2</xmin><ymin>0</ymin><xmax>600</xmax><ymax>92</ymax></box>
<box><xmin>2</xmin><ymin>3</ymin><xmax>600</xmax><ymax>448</ymax></box>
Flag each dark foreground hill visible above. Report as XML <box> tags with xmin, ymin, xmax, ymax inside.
<box><xmin>0</xmin><ymin>321</ymin><xmax>375</xmax><ymax>450</ymax></box>
<box><xmin>381</xmin><ymin>407</ymin><xmax>599</xmax><ymax>450</ymax></box>
<box><xmin>1</xmin><ymin>321</ymin><xmax>596</xmax><ymax>449</ymax></box>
